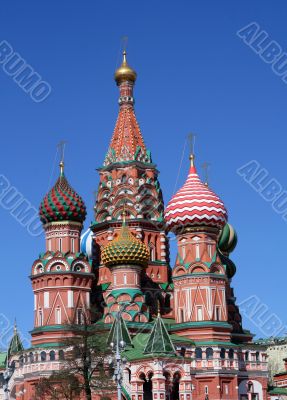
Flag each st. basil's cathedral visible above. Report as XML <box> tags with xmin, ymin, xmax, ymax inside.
<box><xmin>0</xmin><ymin>52</ymin><xmax>270</xmax><ymax>399</ymax></box>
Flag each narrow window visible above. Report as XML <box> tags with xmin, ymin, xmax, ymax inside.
<box><xmin>48</xmin><ymin>239</ymin><xmax>52</xmax><ymax>251</ymax></box>
<box><xmin>55</xmin><ymin>307</ymin><xmax>61</xmax><ymax>324</ymax></box>
<box><xmin>59</xmin><ymin>238</ymin><xmax>62</xmax><ymax>252</ymax></box>
<box><xmin>71</xmin><ymin>238</ymin><xmax>75</xmax><ymax>253</ymax></box>
<box><xmin>215</xmin><ymin>306</ymin><xmax>221</xmax><ymax>320</ymax></box>
<box><xmin>195</xmin><ymin>243</ymin><xmax>200</xmax><ymax>259</ymax></box>
<box><xmin>114</xmin><ymin>275</ymin><xmax>117</xmax><ymax>285</ymax></box>
<box><xmin>182</xmin><ymin>246</ymin><xmax>186</xmax><ymax>259</ymax></box>
<box><xmin>124</xmin><ymin>274</ymin><xmax>127</xmax><ymax>284</ymax></box>
<box><xmin>38</xmin><ymin>309</ymin><xmax>43</xmax><ymax>326</ymax></box>
<box><xmin>205</xmin><ymin>386</ymin><xmax>208</xmax><ymax>394</ymax></box>
<box><xmin>197</xmin><ymin>306</ymin><xmax>203</xmax><ymax>321</ymax></box>
<box><xmin>206</xmin><ymin>348</ymin><xmax>214</xmax><ymax>359</ymax></box>
<box><xmin>195</xmin><ymin>347</ymin><xmax>202</xmax><ymax>359</ymax></box>
<box><xmin>208</xmin><ymin>244</ymin><xmax>212</xmax><ymax>258</ymax></box>
<box><xmin>77</xmin><ymin>308</ymin><xmax>83</xmax><ymax>325</ymax></box>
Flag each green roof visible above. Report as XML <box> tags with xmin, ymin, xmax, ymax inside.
<box><xmin>107</xmin><ymin>316</ymin><xmax>132</xmax><ymax>348</ymax></box>
<box><xmin>0</xmin><ymin>352</ymin><xmax>7</xmax><ymax>369</ymax></box>
<box><xmin>268</xmin><ymin>387</ymin><xmax>287</xmax><ymax>395</ymax></box>
<box><xmin>8</xmin><ymin>326</ymin><xmax>24</xmax><ymax>359</ymax></box>
<box><xmin>144</xmin><ymin>314</ymin><xmax>176</xmax><ymax>355</ymax></box>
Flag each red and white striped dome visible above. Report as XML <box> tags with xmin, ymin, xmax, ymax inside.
<box><xmin>165</xmin><ymin>156</ymin><xmax>228</xmax><ymax>232</ymax></box>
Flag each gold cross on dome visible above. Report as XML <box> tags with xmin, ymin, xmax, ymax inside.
<box><xmin>188</xmin><ymin>132</ymin><xmax>196</xmax><ymax>155</ymax></box>
<box><xmin>122</xmin><ymin>36</ymin><xmax>128</xmax><ymax>52</ymax></box>
<box><xmin>202</xmin><ymin>162</ymin><xmax>210</xmax><ymax>186</ymax></box>
<box><xmin>57</xmin><ymin>140</ymin><xmax>67</xmax><ymax>163</ymax></box>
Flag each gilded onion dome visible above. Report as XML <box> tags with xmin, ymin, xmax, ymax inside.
<box><xmin>101</xmin><ymin>216</ymin><xmax>149</xmax><ymax>267</ymax></box>
<box><xmin>39</xmin><ymin>161</ymin><xmax>86</xmax><ymax>225</ymax></box>
<box><xmin>114</xmin><ymin>50</ymin><xmax>137</xmax><ymax>85</ymax></box>
<box><xmin>218</xmin><ymin>223</ymin><xmax>238</xmax><ymax>253</ymax></box>
<box><xmin>165</xmin><ymin>154</ymin><xmax>228</xmax><ymax>232</ymax></box>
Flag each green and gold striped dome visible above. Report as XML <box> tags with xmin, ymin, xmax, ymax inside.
<box><xmin>218</xmin><ymin>223</ymin><xmax>238</xmax><ymax>254</ymax></box>
<box><xmin>101</xmin><ymin>218</ymin><xmax>149</xmax><ymax>268</ymax></box>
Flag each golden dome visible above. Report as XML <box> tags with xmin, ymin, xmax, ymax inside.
<box><xmin>114</xmin><ymin>51</ymin><xmax>137</xmax><ymax>85</ymax></box>
<box><xmin>101</xmin><ymin>217</ymin><xmax>149</xmax><ymax>268</ymax></box>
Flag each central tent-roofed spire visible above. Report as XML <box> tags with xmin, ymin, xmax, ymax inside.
<box><xmin>103</xmin><ymin>51</ymin><xmax>151</xmax><ymax>166</ymax></box>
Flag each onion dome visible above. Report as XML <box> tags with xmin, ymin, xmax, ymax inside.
<box><xmin>114</xmin><ymin>50</ymin><xmax>137</xmax><ymax>85</ymax></box>
<box><xmin>218</xmin><ymin>223</ymin><xmax>237</xmax><ymax>253</ymax></box>
<box><xmin>39</xmin><ymin>161</ymin><xmax>86</xmax><ymax>225</ymax></box>
<box><xmin>101</xmin><ymin>215</ymin><xmax>149</xmax><ymax>267</ymax></box>
<box><xmin>80</xmin><ymin>228</ymin><xmax>94</xmax><ymax>259</ymax></box>
<box><xmin>165</xmin><ymin>155</ymin><xmax>228</xmax><ymax>232</ymax></box>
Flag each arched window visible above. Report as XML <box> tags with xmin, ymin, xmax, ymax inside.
<box><xmin>228</xmin><ymin>348</ymin><xmax>234</xmax><ymax>359</ymax></box>
<box><xmin>195</xmin><ymin>347</ymin><xmax>202</xmax><ymax>359</ymax></box>
<box><xmin>29</xmin><ymin>352</ymin><xmax>34</xmax><ymax>363</ymax></box>
<box><xmin>149</xmin><ymin>243</ymin><xmax>156</xmax><ymax>261</ymax></box>
<box><xmin>59</xmin><ymin>350</ymin><xmax>65</xmax><ymax>360</ymax></box>
<box><xmin>220</xmin><ymin>348</ymin><xmax>226</xmax><ymax>359</ymax></box>
<box><xmin>206</xmin><ymin>347</ymin><xmax>214</xmax><ymax>359</ymax></box>
<box><xmin>256</xmin><ymin>351</ymin><xmax>260</xmax><ymax>361</ymax></box>
<box><xmin>19</xmin><ymin>355</ymin><xmax>24</xmax><ymax>367</ymax></box>
<box><xmin>49</xmin><ymin>350</ymin><xmax>56</xmax><ymax>361</ymax></box>
<box><xmin>245</xmin><ymin>351</ymin><xmax>249</xmax><ymax>361</ymax></box>
<box><xmin>40</xmin><ymin>351</ymin><xmax>46</xmax><ymax>361</ymax></box>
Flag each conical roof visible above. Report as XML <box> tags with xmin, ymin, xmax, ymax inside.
<box><xmin>144</xmin><ymin>314</ymin><xmax>175</xmax><ymax>354</ymax></box>
<box><xmin>107</xmin><ymin>315</ymin><xmax>132</xmax><ymax>348</ymax></box>
<box><xmin>7</xmin><ymin>322</ymin><xmax>24</xmax><ymax>360</ymax></box>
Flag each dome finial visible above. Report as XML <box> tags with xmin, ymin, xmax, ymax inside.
<box><xmin>57</xmin><ymin>140</ymin><xmax>67</xmax><ymax>176</ymax></box>
<box><xmin>188</xmin><ymin>133</ymin><xmax>196</xmax><ymax>168</ymax></box>
<box><xmin>59</xmin><ymin>160</ymin><xmax>64</xmax><ymax>176</ymax></box>
<box><xmin>115</xmin><ymin>50</ymin><xmax>137</xmax><ymax>85</ymax></box>
<box><xmin>202</xmin><ymin>162</ymin><xmax>210</xmax><ymax>186</ymax></box>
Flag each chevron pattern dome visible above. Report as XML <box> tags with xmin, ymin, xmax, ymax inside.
<box><xmin>101</xmin><ymin>220</ymin><xmax>149</xmax><ymax>267</ymax></box>
<box><xmin>165</xmin><ymin>156</ymin><xmax>227</xmax><ymax>232</ymax></box>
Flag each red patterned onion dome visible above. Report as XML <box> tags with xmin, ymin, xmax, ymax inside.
<box><xmin>39</xmin><ymin>162</ymin><xmax>86</xmax><ymax>225</ymax></box>
<box><xmin>165</xmin><ymin>155</ymin><xmax>228</xmax><ymax>232</ymax></box>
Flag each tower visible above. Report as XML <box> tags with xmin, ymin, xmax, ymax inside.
<box><xmin>30</xmin><ymin>161</ymin><xmax>94</xmax><ymax>347</ymax></box>
<box><xmin>91</xmin><ymin>51</ymin><xmax>171</xmax><ymax>318</ymax></box>
<box><xmin>164</xmin><ymin>151</ymin><xmax>250</xmax><ymax>343</ymax></box>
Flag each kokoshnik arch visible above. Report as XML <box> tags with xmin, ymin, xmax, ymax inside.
<box><xmin>1</xmin><ymin>51</ymin><xmax>269</xmax><ymax>400</ymax></box>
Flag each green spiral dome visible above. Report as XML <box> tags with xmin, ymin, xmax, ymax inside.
<box><xmin>218</xmin><ymin>223</ymin><xmax>238</xmax><ymax>254</ymax></box>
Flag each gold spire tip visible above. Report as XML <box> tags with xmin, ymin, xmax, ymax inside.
<box><xmin>59</xmin><ymin>160</ymin><xmax>64</xmax><ymax>175</ymax></box>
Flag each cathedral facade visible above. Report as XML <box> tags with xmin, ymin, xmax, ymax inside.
<box><xmin>3</xmin><ymin>52</ymin><xmax>269</xmax><ymax>400</ymax></box>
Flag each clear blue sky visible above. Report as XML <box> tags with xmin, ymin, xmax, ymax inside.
<box><xmin>0</xmin><ymin>0</ymin><xmax>286</xmax><ymax>347</ymax></box>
